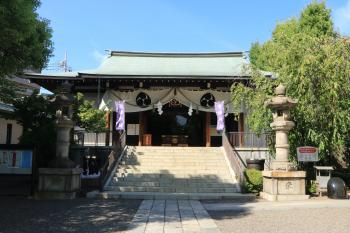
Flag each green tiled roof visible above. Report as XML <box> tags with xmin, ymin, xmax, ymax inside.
<box><xmin>84</xmin><ymin>51</ymin><xmax>250</xmax><ymax>77</ymax></box>
<box><xmin>25</xmin><ymin>51</ymin><xmax>273</xmax><ymax>79</ymax></box>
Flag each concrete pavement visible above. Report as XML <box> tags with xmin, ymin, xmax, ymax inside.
<box><xmin>203</xmin><ymin>198</ymin><xmax>350</xmax><ymax>212</ymax></box>
<box><xmin>123</xmin><ymin>199</ymin><xmax>221</xmax><ymax>233</ymax></box>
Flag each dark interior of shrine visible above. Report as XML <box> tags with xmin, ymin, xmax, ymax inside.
<box><xmin>125</xmin><ymin>102</ymin><xmax>238</xmax><ymax>147</ymax></box>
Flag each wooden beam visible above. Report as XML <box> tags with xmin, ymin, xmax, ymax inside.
<box><xmin>112</xmin><ymin>111</ymin><xmax>119</xmax><ymax>146</ymax></box>
<box><xmin>139</xmin><ymin>112</ymin><xmax>145</xmax><ymax>146</ymax></box>
<box><xmin>205</xmin><ymin>112</ymin><xmax>211</xmax><ymax>147</ymax></box>
<box><xmin>105</xmin><ymin>111</ymin><xmax>110</xmax><ymax>146</ymax></box>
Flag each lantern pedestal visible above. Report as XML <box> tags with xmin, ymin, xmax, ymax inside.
<box><xmin>260</xmin><ymin>170</ymin><xmax>309</xmax><ymax>201</ymax></box>
<box><xmin>35</xmin><ymin>168</ymin><xmax>81</xmax><ymax>199</ymax></box>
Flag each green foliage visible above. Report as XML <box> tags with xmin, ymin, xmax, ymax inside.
<box><xmin>12</xmin><ymin>92</ymin><xmax>57</xmax><ymax>167</ymax></box>
<box><xmin>307</xmin><ymin>180</ymin><xmax>317</xmax><ymax>194</ymax></box>
<box><xmin>233</xmin><ymin>2</ymin><xmax>350</xmax><ymax>166</ymax></box>
<box><xmin>0</xmin><ymin>0</ymin><xmax>53</xmax><ymax>102</ymax></box>
<box><xmin>243</xmin><ymin>169</ymin><xmax>263</xmax><ymax>193</ymax></box>
<box><xmin>73</xmin><ymin>93</ymin><xmax>107</xmax><ymax>133</ymax></box>
<box><xmin>299</xmin><ymin>1</ymin><xmax>334</xmax><ymax>37</ymax></box>
<box><xmin>0</xmin><ymin>78</ymin><xmax>17</xmax><ymax>104</ymax></box>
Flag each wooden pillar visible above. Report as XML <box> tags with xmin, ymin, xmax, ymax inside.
<box><xmin>138</xmin><ymin>112</ymin><xmax>145</xmax><ymax>146</ymax></box>
<box><xmin>112</xmin><ymin>111</ymin><xmax>118</xmax><ymax>146</ymax></box>
<box><xmin>105</xmin><ymin>111</ymin><xmax>110</xmax><ymax>146</ymax></box>
<box><xmin>205</xmin><ymin>112</ymin><xmax>211</xmax><ymax>147</ymax></box>
<box><xmin>239</xmin><ymin>113</ymin><xmax>244</xmax><ymax>147</ymax></box>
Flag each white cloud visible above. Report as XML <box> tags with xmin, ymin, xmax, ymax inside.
<box><xmin>334</xmin><ymin>0</ymin><xmax>350</xmax><ymax>35</ymax></box>
<box><xmin>91</xmin><ymin>49</ymin><xmax>107</xmax><ymax>63</ymax></box>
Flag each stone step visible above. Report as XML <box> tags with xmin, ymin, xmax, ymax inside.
<box><xmin>90</xmin><ymin>191</ymin><xmax>253</xmax><ymax>200</ymax></box>
<box><xmin>104</xmin><ymin>186</ymin><xmax>239</xmax><ymax>193</ymax></box>
<box><xmin>126</xmin><ymin>154</ymin><xmax>224</xmax><ymax>157</ymax></box>
<box><xmin>124</xmin><ymin>155</ymin><xmax>224</xmax><ymax>162</ymax></box>
<box><xmin>125</xmin><ymin>152</ymin><xmax>223</xmax><ymax>155</ymax></box>
<box><xmin>116</xmin><ymin>173</ymin><xmax>231</xmax><ymax>177</ymax></box>
<box><xmin>118</xmin><ymin>165</ymin><xmax>228</xmax><ymax>170</ymax></box>
<box><xmin>113</xmin><ymin>175</ymin><xmax>236</xmax><ymax>183</ymax></box>
<box><xmin>116</xmin><ymin>169</ymin><xmax>232</xmax><ymax>173</ymax></box>
<box><xmin>121</xmin><ymin>161</ymin><xmax>225</xmax><ymax>165</ymax></box>
<box><xmin>129</xmin><ymin>146</ymin><xmax>222</xmax><ymax>150</ymax></box>
<box><xmin>104</xmin><ymin>146</ymin><xmax>240</xmax><ymax>196</ymax></box>
<box><xmin>123</xmin><ymin>153</ymin><xmax>224</xmax><ymax>156</ymax></box>
<box><xmin>110</xmin><ymin>180</ymin><xmax>238</xmax><ymax>188</ymax></box>
<box><xmin>116</xmin><ymin>168</ymin><xmax>231</xmax><ymax>173</ymax></box>
<box><xmin>121</xmin><ymin>158</ymin><xmax>225</xmax><ymax>162</ymax></box>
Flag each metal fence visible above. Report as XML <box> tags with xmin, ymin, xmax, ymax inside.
<box><xmin>227</xmin><ymin>132</ymin><xmax>269</xmax><ymax>148</ymax></box>
<box><xmin>73</xmin><ymin>131</ymin><xmax>114</xmax><ymax>146</ymax></box>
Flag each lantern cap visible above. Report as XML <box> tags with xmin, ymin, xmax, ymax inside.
<box><xmin>275</xmin><ymin>84</ymin><xmax>286</xmax><ymax>96</ymax></box>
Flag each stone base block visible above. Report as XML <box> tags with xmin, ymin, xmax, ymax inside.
<box><xmin>271</xmin><ymin>161</ymin><xmax>295</xmax><ymax>171</ymax></box>
<box><xmin>261</xmin><ymin>170</ymin><xmax>309</xmax><ymax>201</ymax></box>
<box><xmin>35</xmin><ymin>168</ymin><xmax>82</xmax><ymax>199</ymax></box>
<box><xmin>260</xmin><ymin>192</ymin><xmax>309</xmax><ymax>201</ymax></box>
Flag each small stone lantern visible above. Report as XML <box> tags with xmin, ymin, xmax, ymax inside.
<box><xmin>260</xmin><ymin>84</ymin><xmax>309</xmax><ymax>201</ymax></box>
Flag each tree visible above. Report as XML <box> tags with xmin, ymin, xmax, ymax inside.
<box><xmin>0</xmin><ymin>0</ymin><xmax>53</xmax><ymax>102</ymax></box>
<box><xmin>73</xmin><ymin>93</ymin><xmax>107</xmax><ymax>133</ymax></box>
<box><xmin>12</xmin><ymin>91</ymin><xmax>57</xmax><ymax>167</ymax></box>
<box><xmin>232</xmin><ymin>2</ymin><xmax>350</xmax><ymax>166</ymax></box>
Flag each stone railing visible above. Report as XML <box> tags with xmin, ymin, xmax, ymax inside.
<box><xmin>222</xmin><ymin>132</ymin><xmax>247</xmax><ymax>186</ymax></box>
<box><xmin>99</xmin><ymin>131</ymin><xmax>126</xmax><ymax>190</ymax></box>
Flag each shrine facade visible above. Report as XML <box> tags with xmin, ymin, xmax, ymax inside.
<box><xmin>24</xmin><ymin>51</ymin><xmax>272</xmax><ymax>147</ymax></box>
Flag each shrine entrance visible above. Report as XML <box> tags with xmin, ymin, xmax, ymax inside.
<box><xmin>146</xmin><ymin>100</ymin><xmax>205</xmax><ymax>146</ymax></box>
<box><xmin>124</xmin><ymin>99</ymin><xmax>239</xmax><ymax>147</ymax></box>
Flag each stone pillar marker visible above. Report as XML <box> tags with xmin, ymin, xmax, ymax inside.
<box><xmin>260</xmin><ymin>84</ymin><xmax>309</xmax><ymax>201</ymax></box>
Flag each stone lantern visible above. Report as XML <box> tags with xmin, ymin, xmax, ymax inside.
<box><xmin>260</xmin><ymin>84</ymin><xmax>309</xmax><ymax>201</ymax></box>
<box><xmin>265</xmin><ymin>84</ymin><xmax>297</xmax><ymax>171</ymax></box>
<box><xmin>50</xmin><ymin>81</ymin><xmax>75</xmax><ymax>168</ymax></box>
<box><xmin>36</xmin><ymin>82</ymin><xmax>82</xmax><ymax>199</ymax></box>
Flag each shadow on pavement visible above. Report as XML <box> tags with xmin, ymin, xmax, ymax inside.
<box><xmin>0</xmin><ymin>197</ymin><xmax>141</xmax><ymax>233</ymax></box>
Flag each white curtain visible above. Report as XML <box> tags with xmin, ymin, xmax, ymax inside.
<box><xmin>99</xmin><ymin>87</ymin><xmax>240</xmax><ymax>113</ymax></box>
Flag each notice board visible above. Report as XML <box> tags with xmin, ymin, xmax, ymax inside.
<box><xmin>0</xmin><ymin>145</ymin><xmax>34</xmax><ymax>196</ymax></box>
<box><xmin>0</xmin><ymin>150</ymin><xmax>33</xmax><ymax>174</ymax></box>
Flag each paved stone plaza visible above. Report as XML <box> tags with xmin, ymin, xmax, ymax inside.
<box><xmin>1</xmin><ymin>197</ymin><xmax>350</xmax><ymax>233</ymax></box>
<box><xmin>0</xmin><ymin>197</ymin><xmax>140</xmax><ymax>233</ymax></box>
<box><xmin>205</xmin><ymin>199</ymin><xmax>350</xmax><ymax>233</ymax></box>
<box><xmin>124</xmin><ymin>200</ymin><xmax>220</xmax><ymax>233</ymax></box>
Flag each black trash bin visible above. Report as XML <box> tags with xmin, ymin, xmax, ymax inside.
<box><xmin>327</xmin><ymin>177</ymin><xmax>347</xmax><ymax>199</ymax></box>
<box><xmin>246</xmin><ymin>159</ymin><xmax>265</xmax><ymax>171</ymax></box>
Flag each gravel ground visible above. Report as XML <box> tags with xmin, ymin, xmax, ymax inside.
<box><xmin>209</xmin><ymin>208</ymin><xmax>350</xmax><ymax>233</ymax></box>
<box><xmin>0</xmin><ymin>197</ymin><xmax>141</xmax><ymax>233</ymax></box>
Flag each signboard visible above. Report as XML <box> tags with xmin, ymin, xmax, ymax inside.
<box><xmin>297</xmin><ymin>146</ymin><xmax>319</xmax><ymax>162</ymax></box>
<box><xmin>0</xmin><ymin>150</ymin><xmax>33</xmax><ymax>174</ymax></box>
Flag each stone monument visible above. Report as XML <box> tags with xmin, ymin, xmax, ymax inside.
<box><xmin>36</xmin><ymin>82</ymin><xmax>82</xmax><ymax>199</ymax></box>
<box><xmin>260</xmin><ymin>84</ymin><xmax>309</xmax><ymax>201</ymax></box>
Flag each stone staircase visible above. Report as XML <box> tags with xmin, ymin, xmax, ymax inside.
<box><xmin>100</xmin><ymin>146</ymin><xmax>245</xmax><ymax>200</ymax></box>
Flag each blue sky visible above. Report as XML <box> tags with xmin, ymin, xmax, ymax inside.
<box><xmin>38</xmin><ymin>0</ymin><xmax>350</xmax><ymax>73</ymax></box>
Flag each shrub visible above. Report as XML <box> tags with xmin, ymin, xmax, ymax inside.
<box><xmin>12</xmin><ymin>92</ymin><xmax>57</xmax><ymax>167</ymax></box>
<box><xmin>243</xmin><ymin>169</ymin><xmax>263</xmax><ymax>193</ymax></box>
<box><xmin>307</xmin><ymin>180</ymin><xmax>317</xmax><ymax>194</ymax></box>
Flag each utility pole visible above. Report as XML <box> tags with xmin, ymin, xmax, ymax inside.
<box><xmin>59</xmin><ymin>51</ymin><xmax>71</xmax><ymax>72</ymax></box>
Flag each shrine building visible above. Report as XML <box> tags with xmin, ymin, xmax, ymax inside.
<box><xmin>24</xmin><ymin>51</ymin><xmax>271</xmax><ymax>148</ymax></box>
